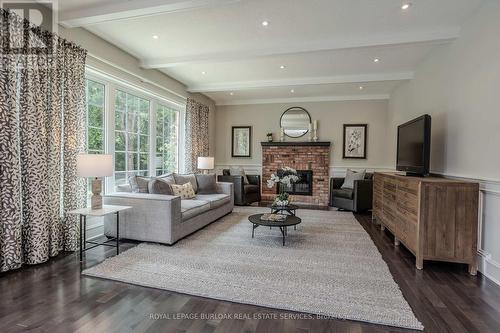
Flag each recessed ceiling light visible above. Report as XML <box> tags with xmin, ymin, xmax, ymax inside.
<box><xmin>401</xmin><ymin>3</ymin><xmax>412</xmax><ymax>10</ymax></box>
<box><xmin>152</xmin><ymin>35</ymin><xmax>159</xmax><ymax>39</ymax></box>
<box><xmin>280</xmin><ymin>65</ymin><xmax>286</xmax><ymax>69</ymax></box>
<box><xmin>374</xmin><ymin>58</ymin><xmax>380</xmax><ymax>63</ymax></box>
<box><xmin>290</xmin><ymin>89</ymin><xmax>295</xmax><ymax>93</ymax></box>
<box><xmin>201</xmin><ymin>71</ymin><xmax>206</xmax><ymax>75</ymax></box>
<box><xmin>261</xmin><ymin>20</ymin><xmax>269</xmax><ymax>27</ymax></box>
<box><xmin>229</xmin><ymin>92</ymin><xmax>234</xmax><ymax>96</ymax></box>
<box><xmin>359</xmin><ymin>86</ymin><xmax>364</xmax><ymax>90</ymax></box>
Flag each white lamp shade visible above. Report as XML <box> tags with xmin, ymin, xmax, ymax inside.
<box><xmin>77</xmin><ymin>154</ymin><xmax>113</xmax><ymax>178</ymax></box>
<box><xmin>197</xmin><ymin>156</ymin><xmax>214</xmax><ymax>170</ymax></box>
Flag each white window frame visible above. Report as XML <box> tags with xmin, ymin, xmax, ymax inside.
<box><xmin>84</xmin><ymin>69</ymin><xmax>186</xmax><ymax>194</ymax></box>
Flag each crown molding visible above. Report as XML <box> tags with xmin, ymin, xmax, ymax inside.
<box><xmin>141</xmin><ymin>29</ymin><xmax>459</xmax><ymax>69</ymax></box>
<box><xmin>189</xmin><ymin>72</ymin><xmax>413</xmax><ymax>93</ymax></box>
<box><xmin>60</xmin><ymin>0</ymin><xmax>241</xmax><ymax>28</ymax></box>
<box><xmin>216</xmin><ymin>94</ymin><xmax>390</xmax><ymax>106</ymax></box>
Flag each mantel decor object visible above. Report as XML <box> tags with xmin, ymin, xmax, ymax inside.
<box><xmin>280</xmin><ymin>107</ymin><xmax>312</xmax><ymax>138</ymax></box>
<box><xmin>313</xmin><ymin>120</ymin><xmax>318</xmax><ymax>142</ymax></box>
<box><xmin>266</xmin><ymin>132</ymin><xmax>273</xmax><ymax>142</ymax></box>
<box><xmin>77</xmin><ymin>154</ymin><xmax>113</xmax><ymax>210</ymax></box>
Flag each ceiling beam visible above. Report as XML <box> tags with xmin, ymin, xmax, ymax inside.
<box><xmin>141</xmin><ymin>28</ymin><xmax>459</xmax><ymax>69</ymax></box>
<box><xmin>187</xmin><ymin>72</ymin><xmax>413</xmax><ymax>93</ymax></box>
<box><xmin>215</xmin><ymin>94</ymin><xmax>391</xmax><ymax>106</ymax></box>
<box><xmin>59</xmin><ymin>0</ymin><xmax>241</xmax><ymax>28</ymax></box>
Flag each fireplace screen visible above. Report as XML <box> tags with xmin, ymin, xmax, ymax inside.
<box><xmin>277</xmin><ymin>170</ymin><xmax>313</xmax><ymax>196</ymax></box>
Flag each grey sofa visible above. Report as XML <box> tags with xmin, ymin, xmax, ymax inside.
<box><xmin>103</xmin><ymin>182</ymin><xmax>233</xmax><ymax>245</ymax></box>
<box><xmin>329</xmin><ymin>173</ymin><xmax>373</xmax><ymax>212</ymax></box>
<box><xmin>217</xmin><ymin>171</ymin><xmax>261</xmax><ymax>206</ymax></box>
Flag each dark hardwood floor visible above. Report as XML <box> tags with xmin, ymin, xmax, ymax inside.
<box><xmin>2</xmin><ymin>212</ymin><xmax>500</xmax><ymax>333</ymax></box>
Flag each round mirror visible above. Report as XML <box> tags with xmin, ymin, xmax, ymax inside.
<box><xmin>280</xmin><ymin>107</ymin><xmax>311</xmax><ymax>138</ymax></box>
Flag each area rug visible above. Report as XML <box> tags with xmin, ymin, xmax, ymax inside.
<box><xmin>83</xmin><ymin>207</ymin><xmax>423</xmax><ymax>330</ymax></box>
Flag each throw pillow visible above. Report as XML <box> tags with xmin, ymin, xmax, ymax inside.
<box><xmin>128</xmin><ymin>175</ymin><xmax>151</xmax><ymax>193</ymax></box>
<box><xmin>196</xmin><ymin>174</ymin><xmax>217</xmax><ymax>194</ymax></box>
<box><xmin>341</xmin><ymin>169</ymin><xmax>366</xmax><ymax>189</ymax></box>
<box><xmin>230</xmin><ymin>166</ymin><xmax>249</xmax><ymax>185</ymax></box>
<box><xmin>148</xmin><ymin>178</ymin><xmax>173</xmax><ymax>195</ymax></box>
<box><xmin>171</xmin><ymin>182</ymin><xmax>196</xmax><ymax>199</ymax></box>
<box><xmin>157</xmin><ymin>173</ymin><xmax>176</xmax><ymax>186</ymax></box>
<box><xmin>173</xmin><ymin>173</ymin><xmax>198</xmax><ymax>193</ymax></box>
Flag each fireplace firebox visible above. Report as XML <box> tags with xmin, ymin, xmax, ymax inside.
<box><xmin>277</xmin><ymin>170</ymin><xmax>313</xmax><ymax>196</ymax></box>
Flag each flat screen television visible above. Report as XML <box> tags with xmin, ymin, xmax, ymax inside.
<box><xmin>396</xmin><ymin>115</ymin><xmax>431</xmax><ymax>176</ymax></box>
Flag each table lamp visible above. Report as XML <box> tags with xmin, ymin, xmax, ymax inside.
<box><xmin>77</xmin><ymin>154</ymin><xmax>113</xmax><ymax>210</ymax></box>
<box><xmin>197</xmin><ymin>156</ymin><xmax>214</xmax><ymax>174</ymax></box>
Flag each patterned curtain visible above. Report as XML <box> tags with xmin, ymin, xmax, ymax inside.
<box><xmin>185</xmin><ymin>98</ymin><xmax>210</xmax><ymax>173</ymax></box>
<box><xmin>0</xmin><ymin>9</ymin><xmax>87</xmax><ymax>272</ymax></box>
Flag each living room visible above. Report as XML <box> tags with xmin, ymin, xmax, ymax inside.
<box><xmin>1</xmin><ymin>0</ymin><xmax>499</xmax><ymax>332</ymax></box>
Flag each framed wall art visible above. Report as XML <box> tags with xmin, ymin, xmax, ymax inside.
<box><xmin>343</xmin><ymin>124</ymin><xmax>367</xmax><ymax>159</ymax></box>
<box><xmin>231</xmin><ymin>126</ymin><xmax>252</xmax><ymax>157</ymax></box>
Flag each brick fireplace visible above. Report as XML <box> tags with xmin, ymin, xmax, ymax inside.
<box><xmin>261</xmin><ymin>142</ymin><xmax>331</xmax><ymax>208</ymax></box>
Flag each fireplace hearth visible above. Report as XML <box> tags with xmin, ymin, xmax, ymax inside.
<box><xmin>277</xmin><ymin>170</ymin><xmax>313</xmax><ymax>196</ymax></box>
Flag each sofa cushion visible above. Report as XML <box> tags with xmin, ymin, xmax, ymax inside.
<box><xmin>332</xmin><ymin>189</ymin><xmax>354</xmax><ymax>199</ymax></box>
<box><xmin>173</xmin><ymin>173</ymin><xmax>198</xmax><ymax>193</ymax></box>
<box><xmin>195</xmin><ymin>194</ymin><xmax>231</xmax><ymax>209</ymax></box>
<box><xmin>148</xmin><ymin>178</ymin><xmax>173</xmax><ymax>195</ymax></box>
<box><xmin>129</xmin><ymin>175</ymin><xmax>151</xmax><ymax>193</ymax></box>
<box><xmin>196</xmin><ymin>174</ymin><xmax>217</xmax><ymax>194</ymax></box>
<box><xmin>244</xmin><ymin>184</ymin><xmax>259</xmax><ymax>194</ymax></box>
<box><xmin>171</xmin><ymin>182</ymin><xmax>196</xmax><ymax>199</ymax></box>
<box><xmin>158</xmin><ymin>173</ymin><xmax>176</xmax><ymax>185</ymax></box>
<box><xmin>180</xmin><ymin>199</ymin><xmax>211</xmax><ymax>220</ymax></box>
<box><xmin>341</xmin><ymin>169</ymin><xmax>366</xmax><ymax>189</ymax></box>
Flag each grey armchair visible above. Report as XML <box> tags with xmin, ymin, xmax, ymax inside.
<box><xmin>329</xmin><ymin>173</ymin><xmax>373</xmax><ymax>212</ymax></box>
<box><xmin>217</xmin><ymin>170</ymin><xmax>261</xmax><ymax>206</ymax></box>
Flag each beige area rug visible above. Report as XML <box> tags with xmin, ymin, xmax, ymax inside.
<box><xmin>83</xmin><ymin>207</ymin><xmax>423</xmax><ymax>330</ymax></box>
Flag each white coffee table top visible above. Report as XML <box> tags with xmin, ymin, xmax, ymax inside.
<box><xmin>67</xmin><ymin>205</ymin><xmax>132</xmax><ymax>217</ymax></box>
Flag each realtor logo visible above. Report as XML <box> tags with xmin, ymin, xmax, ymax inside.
<box><xmin>0</xmin><ymin>0</ymin><xmax>58</xmax><ymax>54</ymax></box>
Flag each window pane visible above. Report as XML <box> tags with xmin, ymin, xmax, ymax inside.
<box><xmin>115</xmin><ymin>111</ymin><xmax>125</xmax><ymax>130</ymax></box>
<box><xmin>127</xmin><ymin>112</ymin><xmax>138</xmax><ymax>133</ymax></box>
<box><xmin>115</xmin><ymin>172</ymin><xmax>127</xmax><ymax>186</ymax></box>
<box><xmin>139</xmin><ymin>114</ymin><xmax>149</xmax><ymax>134</ymax></box>
<box><xmin>114</xmin><ymin>90</ymin><xmax>151</xmax><ymax>180</ymax></box>
<box><xmin>115</xmin><ymin>152</ymin><xmax>125</xmax><ymax>171</ymax></box>
<box><xmin>140</xmin><ymin>153</ymin><xmax>149</xmax><ymax>170</ymax></box>
<box><xmin>127</xmin><ymin>133</ymin><xmax>138</xmax><ymax>151</ymax></box>
<box><xmin>139</xmin><ymin>135</ymin><xmax>149</xmax><ymax>153</ymax></box>
<box><xmin>115</xmin><ymin>91</ymin><xmax>126</xmax><ymax>111</ymax></box>
<box><xmin>115</xmin><ymin>131</ymin><xmax>126</xmax><ymax>151</ymax></box>
<box><xmin>88</xmin><ymin>105</ymin><xmax>103</xmax><ymax>128</ymax></box>
<box><xmin>156</xmin><ymin>104</ymin><xmax>179</xmax><ymax>174</ymax></box>
<box><xmin>88</xmin><ymin>128</ymin><xmax>103</xmax><ymax>151</ymax></box>
<box><xmin>88</xmin><ymin>81</ymin><xmax>104</xmax><ymax>105</ymax></box>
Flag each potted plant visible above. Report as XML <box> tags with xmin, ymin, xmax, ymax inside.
<box><xmin>266</xmin><ymin>167</ymin><xmax>299</xmax><ymax>207</ymax></box>
<box><xmin>266</xmin><ymin>132</ymin><xmax>273</xmax><ymax>142</ymax></box>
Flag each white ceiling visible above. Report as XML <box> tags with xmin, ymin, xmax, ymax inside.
<box><xmin>59</xmin><ymin>0</ymin><xmax>483</xmax><ymax>105</ymax></box>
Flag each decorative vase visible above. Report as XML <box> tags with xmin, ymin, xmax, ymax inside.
<box><xmin>267</xmin><ymin>134</ymin><xmax>273</xmax><ymax>142</ymax></box>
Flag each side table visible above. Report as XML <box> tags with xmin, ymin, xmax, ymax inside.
<box><xmin>67</xmin><ymin>205</ymin><xmax>131</xmax><ymax>262</ymax></box>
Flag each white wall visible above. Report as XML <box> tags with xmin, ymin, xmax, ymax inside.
<box><xmin>215</xmin><ymin>100</ymin><xmax>392</xmax><ymax>175</ymax></box>
<box><xmin>387</xmin><ymin>1</ymin><xmax>500</xmax><ymax>284</ymax></box>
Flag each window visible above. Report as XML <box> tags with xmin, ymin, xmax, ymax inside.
<box><xmin>86</xmin><ymin>79</ymin><xmax>105</xmax><ymax>154</ymax></box>
<box><xmin>114</xmin><ymin>90</ymin><xmax>150</xmax><ymax>186</ymax></box>
<box><xmin>85</xmin><ymin>79</ymin><xmax>105</xmax><ymax>198</ymax></box>
<box><xmin>156</xmin><ymin>104</ymin><xmax>179</xmax><ymax>176</ymax></box>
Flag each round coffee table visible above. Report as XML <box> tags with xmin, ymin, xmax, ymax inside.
<box><xmin>248</xmin><ymin>214</ymin><xmax>302</xmax><ymax>246</ymax></box>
